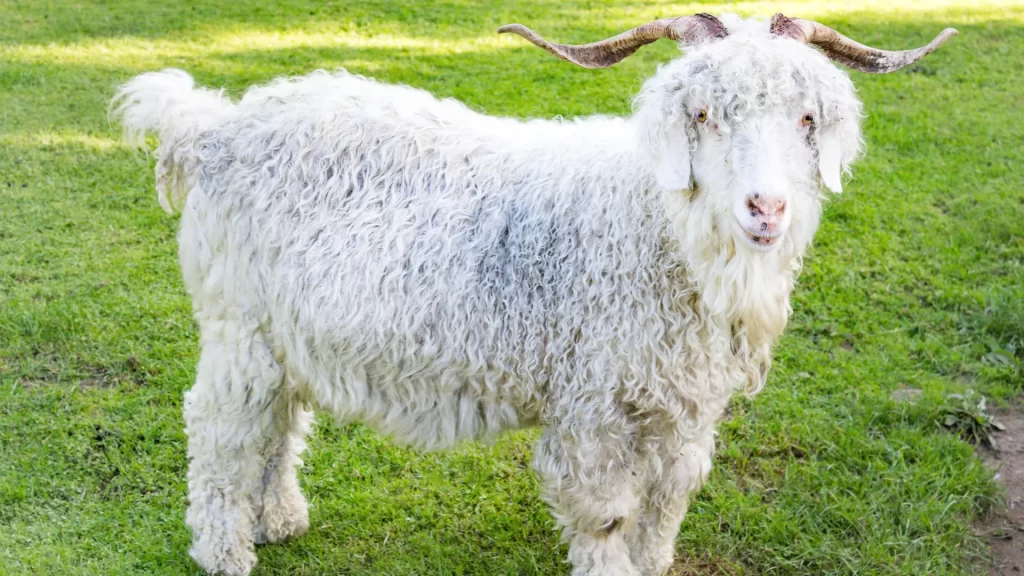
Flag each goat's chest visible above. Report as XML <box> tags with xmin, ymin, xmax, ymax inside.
<box><xmin>625</xmin><ymin>298</ymin><xmax>758</xmax><ymax>440</ymax></box>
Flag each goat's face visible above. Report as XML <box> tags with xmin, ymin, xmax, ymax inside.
<box><xmin>638</xmin><ymin>29</ymin><xmax>863</xmax><ymax>255</ymax></box>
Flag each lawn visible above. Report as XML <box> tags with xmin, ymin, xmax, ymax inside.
<box><xmin>1</xmin><ymin>1</ymin><xmax>1022</xmax><ymax>574</ymax></box>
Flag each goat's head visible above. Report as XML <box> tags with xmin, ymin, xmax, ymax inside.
<box><xmin>500</xmin><ymin>14</ymin><xmax>956</xmax><ymax>256</ymax></box>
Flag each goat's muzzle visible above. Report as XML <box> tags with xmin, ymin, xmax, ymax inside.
<box><xmin>738</xmin><ymin>193</ymin><xmax>789</xmax><ymax>251</ymax></box>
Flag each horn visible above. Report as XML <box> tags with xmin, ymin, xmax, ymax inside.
<box><xmin>498</xmin><ymin>13</ymin><xmax>728</xmax><ymax>69</ymax></box>
<box><xmin>770</xmin><ymin>13</ymin><xmax>958</xmax><ymax>74</ymax></box>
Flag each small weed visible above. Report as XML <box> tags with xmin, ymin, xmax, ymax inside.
<box><xmin>937</xmin><ymin>390</ymin><xmax>1005</xmax><ymax>448</ymax></box>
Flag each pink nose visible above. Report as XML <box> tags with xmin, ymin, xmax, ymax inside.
<box><xmin>746</xmin><ymin>194</ymin><xmax>787</xmax><ymax>218</ymax></box>
<box><xmin>746</xmin><ymin>194</ymin><xmax>787</xmax><ymax>233</ymax></box>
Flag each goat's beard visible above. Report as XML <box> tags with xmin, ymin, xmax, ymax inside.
<box><xmin>662</xmin><ymin>188</ymin><xmax>808</xmax><ymax>392</ymax></box>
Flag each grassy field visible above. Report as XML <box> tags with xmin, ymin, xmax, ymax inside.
<box><xmin>2</xmin><ymin>1</ymin><xmax>1023</xmax><ymax>574</ymax></box>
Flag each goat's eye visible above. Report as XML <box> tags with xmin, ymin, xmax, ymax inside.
<box><xmin>801</xmin><ymin>113</ymin><xmax>815</xmax><ymax>127</ymax></box>
<box><xmin>695</xmin><ymin>109</ymin><xmax>708</xmax><ymax>123</ymax></box>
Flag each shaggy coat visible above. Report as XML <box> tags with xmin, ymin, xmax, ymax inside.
<box><xmin>114</xmin><ymin>15</ymin><xmax>863</xmax><ymax>576</ymax></box>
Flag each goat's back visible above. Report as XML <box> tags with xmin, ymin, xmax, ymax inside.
<box><xmin>168</xmin><ymin>70</ymin><xmax>669</xmax><ymax>447</ymax></box>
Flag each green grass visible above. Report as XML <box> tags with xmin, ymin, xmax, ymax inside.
<box><xmin>1</xmin><ymin>1</ymin><xmax>1022</xmax><ymax>574</ymax></box>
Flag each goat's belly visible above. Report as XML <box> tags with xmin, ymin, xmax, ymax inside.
<box><xmin>301</xmin><ymin>359</ymin><xmax>538</xmax><ymax>451</ymax></box>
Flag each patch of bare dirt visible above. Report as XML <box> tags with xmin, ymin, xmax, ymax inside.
<box><xmin>17</xmin><ymin>354</ymin><xmax>147</xmax><ymax>389</ymax></box>
<box><xmin>979</xmin><ymin>402</ymin><xmax>1024</xmax><ymax>575</ymax></box>
<box><xmin>78</xmin><ymin>355</ymin><xmax>145</xmax><ymax>389</ymax></box>
<box><xmin>669</xmin><ymin>554</ymin><xmax>743</xmax><ymax>576</ymax></box>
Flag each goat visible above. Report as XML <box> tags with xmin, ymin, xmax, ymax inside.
<box><xmin>112</xmin><ymin>13</ymin><xmax>956</xmax><ymax>576</ymax></box>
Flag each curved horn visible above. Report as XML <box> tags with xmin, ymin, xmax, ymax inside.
<box><xmin>498</xmin><ymin>14</ymin><xmax>728</xmax><ymax>69</ymax></box>
<box><xmin>770</xmin><ymin>13</ymin><xmax>958</xmax><ymax>74</ymax></box>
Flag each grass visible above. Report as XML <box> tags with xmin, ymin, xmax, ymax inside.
<box><xmin>1</xmin><ymin>0</ymin><xmax>1022</xmax><ymax>574</ymax></box>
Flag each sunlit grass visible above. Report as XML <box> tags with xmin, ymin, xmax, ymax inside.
<box><xmin>0</xmin><ymin>131</ymin><xmax>122</xmax><ymax>151</ymax></box>
<box><xmin>1</xmin><ymin>33</ymin><xmax>511</xmax><ymax>69</ymax></box>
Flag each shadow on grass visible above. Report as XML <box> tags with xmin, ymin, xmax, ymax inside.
<box><xmin>5</xmin><ymin>0</ymin><xmax>771</xmax><ymax>44</ymax></box>
<box><xmin>4</xmin><ymin>0</ymin><xmax>1019</xmax><ymax>47</ymax></box>
<box><xmin>4</xmin><ymin>18</ymin><xmax>1018</xmax><ymax>131</ymax></box>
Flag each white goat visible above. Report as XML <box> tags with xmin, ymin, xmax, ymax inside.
<box><xmin>112</xmin><ymin>13</ymin><xmax>956</xmax><ymax>576</ymax></box>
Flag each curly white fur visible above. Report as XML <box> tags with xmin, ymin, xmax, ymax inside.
<box><xmin>112</xmin><ymin>15</ymin><xmax>863</xmax><ymax>576</ymax></box>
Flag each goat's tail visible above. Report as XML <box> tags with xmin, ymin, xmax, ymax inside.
<box><xmin>110</xmin><ymin>69</ymin><xmax>234</xmax><ymax>213</ymax></box>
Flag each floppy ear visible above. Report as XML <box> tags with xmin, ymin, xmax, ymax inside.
<box><xmin>815</xmin><ymin>99</ymin><xmax>863</xmax><ymax>193</ymax></box>
<box><xmin>635</xmin><ymin>83</ymin><xmax>694</xmax><ymax>191</ymax></box>
<box><xmin>817</xmin><ymin>126</ymin><xmax>844</xmax><ymax>193</ymax></box>
<box><xmin>652</xmin><ymin>124</ymin><xmax>694</xmax><ymax>190</ymax></box>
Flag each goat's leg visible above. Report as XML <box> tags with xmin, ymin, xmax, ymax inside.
<box><xmin>626</xmin><ymin>432</ymin><xmax>715</xmax><ymax>576</ymax></box>
<box><xmin>251</xmin><ymin>397</ymin><xmax>313</xmax><ymax>545</ymax></box>
<box><xmin>184</xmin><ymin>330</ymin><xmax>286</xmax><ymax>576</ymax></box>
<box><xmin>534</xmin><ymin>426</ymin><xmax>643</xmax><ymax>576</ymax></box>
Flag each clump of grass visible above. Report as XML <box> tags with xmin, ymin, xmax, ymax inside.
<box><xmin>937</xmin><ymin>390</ymin><xmax>1005</xmax><ymax>448</ymax></box>
<box><xmin>966</xmin><ymin>290</ymin><xmax>1024</xmax><ymax>392</ymax></box>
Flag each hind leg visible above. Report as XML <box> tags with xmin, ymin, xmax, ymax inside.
<box><xmin>251</xmin><ymin>397</ymin><xmax>314</xmax><ymax>545</ymax></box>
<box><xmin>184</xmin><ymin>326</ymin><xmax>286</xmax><ymax>576</ymax></box>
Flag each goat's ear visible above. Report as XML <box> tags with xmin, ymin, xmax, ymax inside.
<box><xmin>652</xmin><ymin>126</ymin><xmax>693</xmax><ymax>191</ymax></box>
<box><xmin>635</xmin><ymin>83</ymin><xmax>694</xmax><ymax>191</ymax></box>
<box><xmin>816</xmin><ymin>107</ymin><xmax>863</xmax><ymax>194</ymax></box>
<box><xmin>817</xmin><ymin>127</ymin><xmax>843</xmax><ymax>193</ymax></box>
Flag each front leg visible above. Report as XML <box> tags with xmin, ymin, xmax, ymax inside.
<box><xmin>534</xmin><ymin>425</ymin><xmax>644</xmax><ymax>576</ymax></box>
<box><xmin>627</xmin><ymin>432</ymin><xmax>715</xmax><ymax>576</ymax></box>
